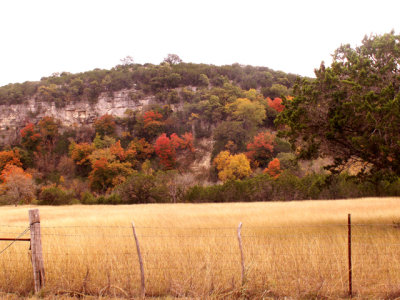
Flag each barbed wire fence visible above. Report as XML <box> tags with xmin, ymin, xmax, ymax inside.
<box><xmin>0</xmin><ymin>209</ymin><xmax>399</xmax><ymax>298</ymax></box>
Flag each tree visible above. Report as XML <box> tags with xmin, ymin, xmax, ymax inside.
<box><xmin>213</xmin><ymin>121</ymin><xmax>249</xmax><ymax>156</ymax></box>
<box><xmin>163</xmin><ymin>54</ymin><xmax>182</xmax><ymax>65</ymax></box>
<box><xmin>0</xmin><ymin>164</ymin><xmax>35</xmax><ymax>205</ymax></box>
<box><xmin>213</xmin><ymin>151</ymin><xmax>252</xmax><ymax>182</ymax></box>
<box><xmin>120</xmin><ymin>55</ymin><xmax>134</xmax><ymax>66</ymax></box>
<box><xmin>154</xmin><ymin>133</ymin><xmax>194</xmax><ymax>169</ymax></box>
<box><xmin>263</xmin><ymin>158</ymin><xmax>282</xmax><ymax>179</ymax></box>
<box><xmin>246</xmin><ymin>131</ymin><xmax>276</xmax><ymax>168</ymax></box>
<box><xmin>94</xmin><ymin>114</ymin><xmax>116</xmax><ymax>137</ymax></box>
<box><xmin>267</xmin><ymin>97</ymin><xmax>285</xmax><ymax>113</ymax></box>
<box><xmin>268</xmin><ymin>83</ymin><xmax>288</xmax><ymax>98</ymax></box>
<box><xmin>277</xmin><ymin>31</ymin><xmax>400</xmax><ymax>177</ymax></box>
<box><xmin>20</xmin><ymin>123</ymin><xmax>41</xmax><ymax>152</ymax></box>
<box><xmin>38</xmin><ymin>116</ymin><xmax>59</xmax><ymax>149</ymax></box>
<box><xmin>69</xmin><ymin>142</ymin><xmax>95</xmax><ymax>176</ymax></box>
<box><xmin>227</xmin><ymin>98</ymin><xmax>266</xmax><ymax>133</ymax></box>
<box><xmin>142</xmin><ymin>110</ymin><xmax>164</xmax><ymax>138</ymax></box>
<box><xmin>116</xmin><ymin>172</ymin><xmax>167</xmax><ymax>204</ymax></box>
<box><xmin>154</xmin><ymin>133</ymin><xmax>176</xmax><ymax>169</ymax></box>
<box><xmin>0</xmin><ymin>150</ymin><xmax>22</xmax><ymax>172</ymax></box>
<box><xmin>89</xmin><ymin>158</ymin><xmax>134</xmax><ymax>193</ymax></box>
<box><xmin>128</xmin><ymin>138</ymin><xmax>154</xmax><ymax>161</ymax></box>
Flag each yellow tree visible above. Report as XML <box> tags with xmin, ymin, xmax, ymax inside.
<box><xmin>213</xmin><ymin>151</ymin><xmax>252</xmax><ymax>182</ymax></box>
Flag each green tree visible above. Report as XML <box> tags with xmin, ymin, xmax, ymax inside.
<box><xmin>277</xmin><ymin>31</ymin><xmax>400</xmax><ymax>177</ymax></box>
<box><xmin>227</xmin><ymin>98</ymin><xmax>266</xmax><ymax>132</ymax></box>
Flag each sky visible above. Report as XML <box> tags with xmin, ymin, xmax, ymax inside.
<box><xmin>1</xmin><ymin>0</ymin><xmax>400</xmax><ymax>86</ymax></box>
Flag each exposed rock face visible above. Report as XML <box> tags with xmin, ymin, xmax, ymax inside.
<box><xmin>0</xmin><ymin>89</ymin><xmax>155</xmax><ymax>145</ymax></box>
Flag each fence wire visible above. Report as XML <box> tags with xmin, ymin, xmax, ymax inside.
<box><xmin>0</xmin><ymin>222</ymin><xmax>399</xmax><ymax>298</ymax></box>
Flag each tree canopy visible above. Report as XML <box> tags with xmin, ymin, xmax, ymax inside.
<box><xmin>277</xmin><ymin>31</ymin><xmax>400</xmax><ymax>177</ymax></box>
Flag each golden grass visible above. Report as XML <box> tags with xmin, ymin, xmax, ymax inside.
<box><xmin>0</xmin><ymin>197</ymin><xmax>400</xmax><ymax>299</ymax></box>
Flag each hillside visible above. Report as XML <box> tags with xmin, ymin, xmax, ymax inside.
<box><xmin>0</xmin><ymin>59</ymin><xmax>297</xmax><ymax>146</ymax></box>
<box><xmin>0</xmin><ymin>57</ymin><xmax>311</xmax><ymax>205</ymax></box>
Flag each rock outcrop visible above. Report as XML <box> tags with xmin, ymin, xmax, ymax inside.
<box><xmin>0</xmin><ymin>89</ymin><xmax>154</xmax><ymax>145</ymax></box>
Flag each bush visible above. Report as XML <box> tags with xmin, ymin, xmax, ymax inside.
<box><xmin>38</xmin><ymin>186</ymin><xmax>74</xmax><ymax>205</ymax></box>
<box><xmin>115</xmin><ymin>172</ymin><xmax>168</xmax><ymax>204</ymax></box>
<box><xmin>97</xmin><ymin>193</ymin><xmax>122</xmax><ymax>204</ymax></box>
<box><xmin>81</xmin><ymin>191</ymin><xmax>96</xmax><ymax>204</ymax></box>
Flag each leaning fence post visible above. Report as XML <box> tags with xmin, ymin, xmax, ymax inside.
<box><xmin>29</xmin><ymin>209</ymin><xmax>45</xmax><ymax>293</ymax></box>
<box><xmin>237</xmin><ymin>222</ymin><xmax>245</xmax><ymax>286</ymax></box>
<box><xmin>132</xmin><ymin>221</ymin><xmax>145</xmax><ymax>298</ymax></box>
<box><xmin>348</xmin><ymin>213</ymin><xmax>352</xmax><ymax>298</ymax></box>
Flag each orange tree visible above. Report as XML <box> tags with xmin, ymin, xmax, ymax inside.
<box><xmin>88</xmin><ymin>141</ymin><xmax>135</xmax><ymax>193</ymax></box>
<box><xmin>94</xmin><ymin>114</ymin><xmax>116</xmax><ymax>137</ymax></box>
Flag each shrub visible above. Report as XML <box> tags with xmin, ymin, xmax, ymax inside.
<box><xmin>116</xmin><ymin>172</ymin><xmax>168</xmax><ymax>204</ymax></box>
<box><xmin>38</xmin><ymin>186</ymin><xmax>74</xmax><ymax>205</ymax></box>
<box><xmin>81</xmin><ymin>191</ymin><xmax>97</xmax><ymax>204</ymax></box>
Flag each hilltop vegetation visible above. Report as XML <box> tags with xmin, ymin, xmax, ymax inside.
<box><xmin>1</xmin><ymin>32</ymin><xmax>400</xmax><ymax>205</ymax></box>
<box><xmin>0</xmin><ymin>55</ymin><xmax>296</xmax><ymax>107</ymax></box>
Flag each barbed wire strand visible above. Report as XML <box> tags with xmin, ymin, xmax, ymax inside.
<box><xmin>0</xmin><ymin>227</ymin><xmax>30</xmax><ymax>256</ymax></box>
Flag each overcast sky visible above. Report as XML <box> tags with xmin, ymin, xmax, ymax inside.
<box><xmin>1</xmin><ymin>0</ymin><xmax>400</xmax><ymax>86</ymax></box>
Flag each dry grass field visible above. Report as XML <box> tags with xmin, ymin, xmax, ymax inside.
<box><xmin>0</xmin><ymin>198</ymin><xmax>400</xmax><ymax>299</ymax></box>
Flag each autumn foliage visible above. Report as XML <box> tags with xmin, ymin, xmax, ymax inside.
<box><xmin>0</xmin><ymin>150</ymin><xmax>22</xmax><ymax>172</ymax></box>
<box><xmin>267</xmin><ymin>97</ymin><xmax>285</xmax><ymax>112</ymax></box>
<box><xmin>20</xmin><ymin>123</ymin><xmax>42</xmax><ymax>152</ymax></box>
<box><xmin>88</xmin><ymin>140</ymin><xmax>136</xmax><ymax>193</ymax></box>
<box><xmin>246</xmin><ymin>131</ymin><xmax>276</xmax><ymax>167</ymax></box>
<box><xmin>128</xmin><ymin>138</ymin><xmax>154</xmax><ymax>161</ymax></box>
<box><xmin>0</xmin><ymin>164</ymin><xmax>31</xmax><ymax>184</ymax></box>
<box><xmin>154</xmin><ymin>133</ymin><xmax>194</xmax><ymax>169</ymax></box>
<box><xmin>94</xmin><ymin>114</ymin><xmax>116</xmax><ymax>136</ymax></box>
<box><xmin>154</xmin><ymin>134</ymin><xmax>176</xmax><ymax>169</ymax></box>
<box><xmin>143</xmin><ymin>110</ymin><xmax>163</xmax><ymax>128</ymax></box>
<box><xmin>263</xmin><ymin>158</ymin><xmax>282</xmax><ymax>179</ymax></box>
<box><xmin>213</xmin><ymin>151</ymin><xmax>252</xmax><ymax>182</ymax></box>
<box><xmin>69</xmin><ymin>143</ymin><xmax>95</xmax><ymax>166</ymax></box>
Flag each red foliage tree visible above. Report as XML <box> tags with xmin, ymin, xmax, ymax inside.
<box><xmin>180</xmin><ymin>132</ymin><xmax>195</xmax><ymax>153</ymax></box>
<box><xmin>142</xmin><ymin>110</ymin><xmax>164</xmax><ymax>138</ymax></box>
<box><xmin>246</xmin><ymin>131</ymin><xmax>276</xmax><ymax>168</ymax></box>
<box><xmin>267</xmin><ymin>97</ymin><xmax>285</xmax><ymax>113</ymax></box>
<box><xmin>154</xmin><ymin>132</ymin><xmax>195</xmax><ymax>169</ymax></box>
<box><xmin>170</xmin><ymin>133</ymin><xmax>184</xmax><ymax>149</ymax></box>
<box><xmin>154</xmin><ymin>133</ymin><xmax>176</xmax><ymax>169</ymax></box>
<box><xmin>143</xmin><ymin>110</ymin><xmax>163</xmax><ymax>127</ymax></box>
<box><xmin>20</xmin><ymin>123</ymin><xmax>42</xmax><ymax>152</ymax></box>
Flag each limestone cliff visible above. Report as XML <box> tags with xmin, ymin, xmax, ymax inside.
<box><xmin>0</xmin><ymin>89</ymin><xmax>154</xmax><ymax>145</ymax></box>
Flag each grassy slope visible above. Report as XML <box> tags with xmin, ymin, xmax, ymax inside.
<box><xmin>0</xmin><ymin>198</ymin><xmax>399</xmax><ymax>299</ymax></box>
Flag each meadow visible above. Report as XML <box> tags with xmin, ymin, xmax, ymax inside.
<box><xmin>0</xmin><ymin>198</ymin><xmax>400</xmax><ymax>299</ymax></box>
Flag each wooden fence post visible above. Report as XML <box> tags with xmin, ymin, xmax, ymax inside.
<box><xmin>348</xmin><ymin>213</ymin><xmax>352</xmax><ymax>298</ymax></box>
<box><xmin>29</xmin><ymin>209</ymin><xmax>45</xmax><ymax>293</ymax></box>
<box><xmin>132</xmin><ymin>221</ymin><xmax>145</xmax><ymax>298</ymax></box>
<box><xmin>237</xmin><ymin>222</ymin><xmax>245</xmax><ymax>286</ymax></box>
